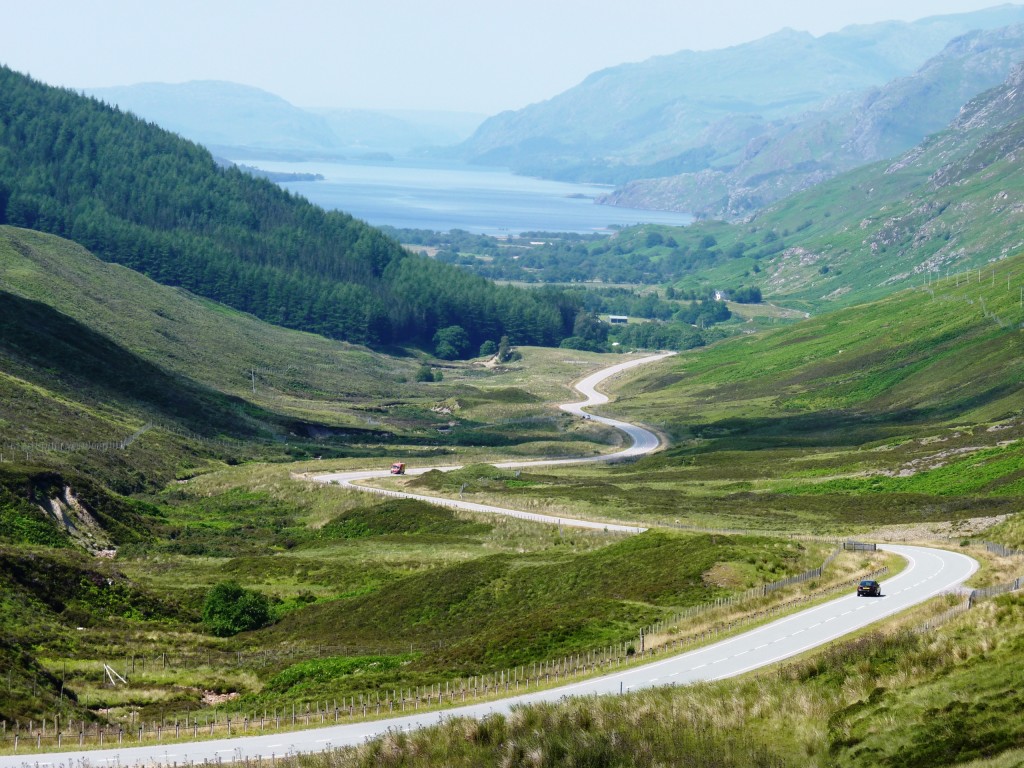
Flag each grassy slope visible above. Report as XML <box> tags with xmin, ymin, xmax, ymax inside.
<box><xmin>3</xmin><ymin>157</ymin><xmax>1024</xmax><ymax>764</ymax></box>
<box><xmin>259</xmin><ymin>530</ymin><xmax>820</xmax><ymax>668</ymax></box>
<box><xmin>299</xmin><ymin>595</ymin><xmax>1024</xmax><ymax>768</ymax></box>
<box><xmin>629</xmin><ymin>254</ymin><xmax>1024</xmax><ymax>436</ymax></box>
<box><xmin>0</xmin><ymin>228</ymin><xmax>626</xmax><ymax>722</ymax></box>
<box><xmin>239</xmin><ymin>275</ymin><xmax>1024</xmax><ymax>767</ymax></box>
<box><xmin>0</xmin><ymin>226</ymin><xmax>624</xmax><ymax>446</ymax></box>
<box><xmin>401</xmin><ymin>259</ymin><xmax>1024</xmax><ymax>535</ymax></box>
<box><xmin>0</xmin><ymin>226</ymin><xmax>416</xmax><ymax>420</ymax></box>
<box><xmin>0</xmin><ymin>228</ymin><xmax>756</xmax><ymax>724</ymax></box>
<box><xmin>338</xmin><ymin>231</ymin><xmax>1017</xmax><ymax>763</ymax></box>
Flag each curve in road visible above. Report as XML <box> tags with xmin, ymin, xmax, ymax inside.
<box><xmin>310</xmin><ymin>351</ymin><xmax>676</xmax><ymax>533</ymax></box>
<box><xmin>0</xmin><ymin>353</ymin><xmax>980</xmax><ymax>767</ymax></box>
<box><xmin>1</xmin><ymin>545</ymin><xmax>975</xmax><ymax>768</ymax></box>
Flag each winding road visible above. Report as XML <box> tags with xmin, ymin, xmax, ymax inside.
<box><xmin>310</xmin><ymin>351</ymin><xmax>677</xmax><ymax>533</ymax></box>
<box><xmin>1</xmin><ymin>352</ymin><xmax>979</xmax><ymax>768</ymax></box>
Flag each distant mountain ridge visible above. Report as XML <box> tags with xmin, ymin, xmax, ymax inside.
<box><xmin>455</xmin><ymin>5</ymin><xmax>1024</xmax><ymax>186</ymax></box>
<box><xmin>87</xmin><ymin>80</ymin><xmax>340</xmax><ymax>153</ymax></box>
<box><xmin>86</xmin><ymin>81</ymin><xmax>484</xmax><ymax>157</ymax></box>
<box><xmin>311</xmin><ymin>108</ymin><xmax>485</xmax><ymax>155</ymax></box>
<box><xmin>628</xmin><ymin>56</ymin><xmax>1024</xmax><ymax>314</ymax></box>
<box><xmin>602</xmin><ymin>23</ymin><xmax>1024</xmax><ymax>219</ymax></box>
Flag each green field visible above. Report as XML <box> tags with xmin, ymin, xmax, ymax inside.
<box><xmin>3</xmin><ymin>229</ymin><xmax>1024</xmax><ymax>765</ymax></box>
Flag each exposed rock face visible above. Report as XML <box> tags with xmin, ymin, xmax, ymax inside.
<box><xmin>38</xmin><ymin>486</ymin><xmax>115</xmax><ymax>556</ymax></box>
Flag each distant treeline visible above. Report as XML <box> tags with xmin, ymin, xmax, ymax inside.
<box><xmin>0</xmin><ymin>67</ymin><xmax>575</xmax><ymax>350</ymax></box>
<box><xmin>389</xmin><ymin>226</ymin><xmax>773</xmax><ymax>294</ymax></box>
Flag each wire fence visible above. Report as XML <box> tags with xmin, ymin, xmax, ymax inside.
<box><xmin>2</xmin><ymin>539</ymin><xmax>881</xmax><ymax>694</ymax></box>
<box><xmin>0</xmin><ymin>564</ymin><xmax>890</xmax><ymax>756</ymax></box>
<box><xmin>841</xmin><ymin>541</ymin><xmax>877</xmax><ymax>552</ymax></box>
<box><xmin>915</xmin><ymin>543</ymin><xmax>1024</xmax><ymax>634</ymax></box>
<box><xmin>968</xmin><ymin>577</ymin><xmax>1023</xmax><ymax>605</ymax></box>
<box><xmin>638</xmin><ymin>542</ymin><xmax>868</xmax><ymax>640</ymax></box>
<box><xmin>967</xmin><ymin>542</ymin><xmax>1024</xmax><ymax>605</ymax></box>
<box><xmin>914</xmin><ymin>597</ymin><xmax>973</xmax><ymax>635</ymax></box>
<box><xmin>641</xmin><ymin>564</ymin><xmax>889</xmax><ymax>646</ymax></box>
<box><xmin>61</xmin><ymin>642</ymin><xmax>451</xmax><ymax>682</ymax></box>
<box><xmin>0</xmin><ymin>644</ymin><xmax>688</xmax><ymax>753</ymax></box>
<box><xmin>1</xmin><ymin>423</ymin><xmax>152</xmax><ymax>456</ymax></box>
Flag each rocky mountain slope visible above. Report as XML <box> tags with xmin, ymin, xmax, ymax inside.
<box><xmin>603</xmin><ymin>23</ymin><xmax>1024</xmax><ymax>220</ymax></box>
<box><xmin>456</xmin><ymin>6</ymin><xmax>1024</xmax><ymax>188</ymax></box>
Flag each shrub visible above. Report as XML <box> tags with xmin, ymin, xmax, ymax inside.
<box><xmin>202</xmin><ymin>581</ymin><xmax>271</xmax><ymax>637</ymax></box>
<box><xmin>433</xmin><ymin>325</ymin><xmax>471</xmax><ymax>360</ymax></box>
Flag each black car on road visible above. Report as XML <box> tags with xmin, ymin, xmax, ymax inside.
<box><xmin>857</xmin><ymin>579</ymin><xmax>881</xmax><ymax>597</ymax></box>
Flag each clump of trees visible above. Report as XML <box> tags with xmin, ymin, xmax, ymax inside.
<box><xmin>202</xmin><ymin>581</ymin><xmax>271</xmax><ymax>636</ymax></box>
<box><xmin>675</xmin><ymin>299</ymin><xmax>731</xmax><ymax>327</ymax></box>
<box><xmin>731</xmin><ymin>286</ymin><xmax>762</xmax><ymax>304</ymax></box>
<box><xmin>559</xmin><ymin>311</ymin><xmax>609</xmax><ymax>352</ymax></box>
<box><xmin>415</xmin><ymin>365</ymin><xmax>442</xmax><ymax>382</ymax></box>
<box><xmin>433</xmin><ymin>325</ymin><xmax>472</xmax><ymax>360</ymax></box>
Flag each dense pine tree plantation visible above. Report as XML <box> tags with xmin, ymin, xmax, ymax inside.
<box><xmin>0</xmin><ymin>67</ymin><xmax>573</xmax><ymax>350</ymax></box>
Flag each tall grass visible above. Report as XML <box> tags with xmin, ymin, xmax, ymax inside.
<box><xmin>270</xmin><ymin>594</ymin><xmax>1024</xmax><ymax>768</ymax></box>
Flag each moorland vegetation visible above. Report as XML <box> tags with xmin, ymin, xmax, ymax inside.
<box><xmin>2</xmin><ymin>31</ymin><xmax>1024</xmax><ymax>768</ymax></box>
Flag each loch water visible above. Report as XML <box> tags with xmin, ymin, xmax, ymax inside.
<box><xmin>234</xmin><ymin>158</ymin><xmax>693</xmax><ymax>235</ymax></box>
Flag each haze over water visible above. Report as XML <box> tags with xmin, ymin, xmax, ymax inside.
<box><xmin>239</xmin><ymin>159</ymin><xmax>694</xmax><ymax>235</ymax></box>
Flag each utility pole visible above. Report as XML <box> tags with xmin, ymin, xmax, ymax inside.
<box><xmin>251</xmin><ymin>368</ymin><xmax>256</xmax><ymax>395</ymax></box>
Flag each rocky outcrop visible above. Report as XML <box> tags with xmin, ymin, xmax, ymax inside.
<box><xmin>38</xmin><ymin>486</ymin><xmax>116</xmax><ymax>556</ymax></box>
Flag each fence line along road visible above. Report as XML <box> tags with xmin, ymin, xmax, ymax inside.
<box><xmin>0</xmin><ymin>354</ymin><xmax>986</xmax><ymax>768</ymax></box>
<box><xmin>0</xmin><ymin>545</ymin><xmax>977</xmax><ymax>768</ymax></box>
<box><xmin>1</xmin><ymin>566</ymin><xmax>896</xmax><ymax>757</ymax></box>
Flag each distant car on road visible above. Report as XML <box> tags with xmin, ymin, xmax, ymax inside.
<box><xmin>857</xmin><ymin>579</ymin><xmax>881</xmax><ymax>597</ymax></box>
<box><xmin>390</xmin><ymin>462</ymin><xmax>406</xmax><ymax>475</ymax></box>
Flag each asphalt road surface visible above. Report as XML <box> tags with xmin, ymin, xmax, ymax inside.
<box><xmin>1</xmin><ymin>353</ymin><xmax>980</xmax><ymax>767</ymax></box>
<box><xmin>310</xmin><ymin>352</ymin><xmax>674</xmax><ymax>533</ymax></box>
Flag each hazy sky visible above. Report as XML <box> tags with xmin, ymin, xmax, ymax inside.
<box><xmin>0</xmin><ymin>0</ymin><xmax>1017</xmax><ymax>114</ymax></box>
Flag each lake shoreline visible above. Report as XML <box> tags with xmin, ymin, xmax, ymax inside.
<box><xmin>228</xmin><ymin>157</ymin><xmax>693</xmax><ymax>235</ymax></box>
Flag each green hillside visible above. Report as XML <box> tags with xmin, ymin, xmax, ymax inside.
<box><xmin>270</xmin><ymin>186</ymin><xmax>1024</xmax><ymax>768</ymax></box>
<box><xmin>0</xmin><ymin>67</ymin><xmax>572</xmax><ymax>352</ymax></box>
<box><xmin>684</xmin><ymin>60</ymin><xmax>1024</xmax><ymax>310</ymax></box>
<box><xmin>0</xmin><ymin>225</ymin><xmax>413</xmax><ymax>495</ymax></box>
<box><xmin>469</xmin><ymin>60</ymin><xmax>1024</xmax><ymax>319</ymax></box>
<box><xmin>545</xmin><ymin>250</ymin><xmax>1024</xmax><ymax>534</ymax></box>
<box><xmin>0</xmin><ymin>226</ymin><xmax>416</xmax><ymax>411</ymax></box>
<box><xmin>629</xmin><ymin>258</ymin><xmax>1024</xmax><ymax>438</ymax></box>
<box><xmin>0</xmin><ymin>226</ymin><xmax>626</xmax><ymax>723</ymax></box>
<box><xmin>3</xmin><ymin>28</ymin><xmax>1024</xmax><ymax>766</ymax></box>
<box><xmin>0</xmin><ymin>225</ymin><xmax>613</xmax><ymax>497</ymax></box>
